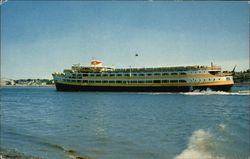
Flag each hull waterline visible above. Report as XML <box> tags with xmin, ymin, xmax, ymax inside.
<box><xmin>55</xmin><ymin>82</ymin><xmax>233</xmax><ymax>92</ymax></box>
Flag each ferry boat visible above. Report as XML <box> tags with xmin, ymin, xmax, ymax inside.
<box><xmin>52</xmin><ymin>60</ymin><xmax>234</xmax><ymax>92</ymax></box>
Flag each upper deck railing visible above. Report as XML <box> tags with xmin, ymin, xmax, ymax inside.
<box><xmin>64</xmin><ymin>64</ymin><xmax>221</xmax><ymax>73</ymax></box>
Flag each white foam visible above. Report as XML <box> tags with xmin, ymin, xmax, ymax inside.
<box><xmin>219</xmin><ymin>124</ymin><xmax>226</xmax><ymax>132</ymax></box>
<box><xmin>181</xmin><ymin>90</ymin><xmax>250</xmax><ymax>96</ymax></box>
<box><xmin>174</xmin><ymin>129</ymin><xmax>224</xmax><ymax>159</ymax></box>
<box><xmin>139</xmin><ymin>90</ymin><xmax>250</xmax><ymax>96</ymax></box>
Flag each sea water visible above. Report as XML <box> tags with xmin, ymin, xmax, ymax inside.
<box><xmin>0</xmin><ymin>84</ymin><xmax>249</xmax><ymax>159</ymax></box>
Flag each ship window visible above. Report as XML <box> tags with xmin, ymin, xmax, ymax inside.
<box><xmin>218</xmin><ymin>78</ymin><xmax>220</xmax><ymax>80</ymax></box>
<box><xmin>146</xmin><ymin>80</ymin><xmax>153</xmax><ymax>83</ymax></box>
<box><xmin>96</xmin><ymin>74</ymin><xmax>101</xmax><ymax>77</ymax></box>
<box><xmin>153</xmin><ymin>80</ymin><xmax>161</xmax><ymax>83</ymax></box>
<box><xmin>170</xmin><ymin>80</ymin><xmax>178</xmax><ymax>83</ymax></box>
<box><xmin>162</xmin><ymin>73</ymin><xmax>169</xmax><ymax>76</ymax></box>
<box><xmin>132</xmin><ymin>74</ymin><xmax>138</xmax><ymax>76</ymax></box>
<box><xmin>89</xmin><ymin>80</ymin><xmax>95</xmax><ymax>83</ymax></box>
<box><xmin>226</xmin><ymin>77</ymin><xmax>230</xmax><ymax>81</ymax></box>
<box><xmin>171</xmin><ymin>73</ymin><xmax>178</xmax><ymax>75</ymax></box>
<box><xmin>124</xmin><ymin>74</ymin><xmax>130</xmax><ymax>76</ymax></box>
<box><xmin>102</xmin><ymin>74</ymin><xmax>108</xmax><ymax>77</ymax></box>
<box><xmin>102</xmin><ymin>80</ymin><xmax>108</xmax><ymax>83</ymax></box>
<box><xmin>82</xmin><ymin>80</ymin><xmax>88</xmax><ymax>83</ymax></box>
<box><xmin>139</xmin><ymin>74</ymin><xmax>145</xmax><ymax>76</ymax></box>
<box><xmin>147</xmin><ymin>73</ymin><xmax>152</xmax><ymax>76</ymax></box>
<box><xmin>117</xmin><ymin>74</ymin><xmax>122</xmax><ymax>76</ymax></box>
<box><xmin>138</xmin><ymin>81</ymin><xmax>145</xmax><ymax>83</ymax></box>
<box><xmin>162</xmin><ymin>80</ymin><xmax>169</xmax><ymax>83</ymax></box>
<box><xmin>110</xmin><ymin>74</ymin><xmax>115</xmax><ymax>77</ymax></box>
<box><xmin>209</xmin><ymin>71</ymin><xmax>219</xmax><ymax>75</ymax></box>
<box><xmin>82</xmin><ymin>74</ymin><xmax>88</xmax><ymax>77</ymax></box>
<box><xmin>131</xmin><ymin>80</ymin><xmax>137</xmax><ymax>83</ymax></box>
<box><xmin>154</xmin><ymin>73</ymin><xmax>161</xmax><ymax>76</ymax></box>
<box><xmin>116</xmin><ymin>80</ymin><xmax>122</xmax><ymax>83</ymax></box>
<box><xmin>180</xmin><ymin>72</ymin><xmax>186</xmax><ymax>75</ymax></box>
<box><xmin>96</xmin><ymin>81</ymin><xmax>101</xmax><ymax>83</ymax></box>
<box><xmin>109</xmin><ymin>81</ymin><xmax>115</xmax><ymax>83</ymax></box>
<box><xmin>123</xmin><ymin>81</ymin><xmax>128</xmax><ymax>84</ymax></box>
<box><xmin>179</xmin><ymin>80</ymin><xmax>187</xmax><ymax>83</ymax></box>
<box><xmin>90</xmin><ymin>74</ymin><xmax>95</xmax><ymax>77</ymax></box>
<box><xmin>77</xmin><ymin>80</ymin><xmax>81</xmax><ymax>83</ymax></box>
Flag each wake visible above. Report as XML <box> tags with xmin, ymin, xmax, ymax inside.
<box><xmin>181</xmin><ymin>89</ymin><xmax>250</xmax><ymax>96</ymax></box>
<box><xmin>140</xmin><ymin>90</ymin><xmax>250</xmax><ymax>96</ymax></box>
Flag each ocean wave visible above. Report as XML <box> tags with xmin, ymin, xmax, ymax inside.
<box><xmin>174</xmin><ymin>129</ymin><xmax>224</xmax><ymax>159</ymax></box>
<box><xmin>181</xmin><ymin>90</ymin><xmax>250</xmax><ymax>96</ymax></box>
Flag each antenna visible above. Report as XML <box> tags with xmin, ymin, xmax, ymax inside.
<box><xmin>211</xmin><ymin>62</ymin><xmax>214</xmax><ymax>70</ymax></box>
<box><xmin>231</xmin><ymin>65</ymin><xmax>237</xmax><ymax>75</ymax></box>
<box><xmin>232</xmin><ymin>65</ymin><xmax>236</xmax><ymax>72</ymax></box>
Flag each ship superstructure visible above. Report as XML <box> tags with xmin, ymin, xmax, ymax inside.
<box><xmin>52</xmin><ymin>60</ymin><xmax>234</xmax><ymax>92</ymax></box>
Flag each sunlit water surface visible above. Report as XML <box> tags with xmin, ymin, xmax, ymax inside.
<box><xmin>1</xmin><ymin>85</ymin><xmax>249</xmax><ymax>159</ymax></box>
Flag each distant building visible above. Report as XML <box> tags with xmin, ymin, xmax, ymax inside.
<box><xmin>0</xmin><ymin>79</ymin><xmax>15</xmax><ymax>86</ymax></box>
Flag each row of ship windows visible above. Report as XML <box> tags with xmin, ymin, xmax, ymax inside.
<box><xmin>62</xmin><ymin>79</ymin><xmax>188</xmax><ymax>83</ymax></box>
<box><xmin>59</xmin><ymin>77</ymin><xmax>228</xmax><ymax>83</ymax></box>
<box><xmin>192</xmin><ymin>77</ymin><xmax>230</xmax><ymax>81</ymax></box>
<box><xmin>67</xmin><ymin>72</ymin><xmax>195</xmax><ymax>77</ymax></box>
<box><xmin>192</xmin><ymin>78</ymin><xmax>221</xmax><ymax>81</ymax></box>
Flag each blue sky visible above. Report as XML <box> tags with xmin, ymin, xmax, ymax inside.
<box><xmin>1</xmin><ymin>1</ymin><xmax>249</xmax><ymax>79</ymax></box>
